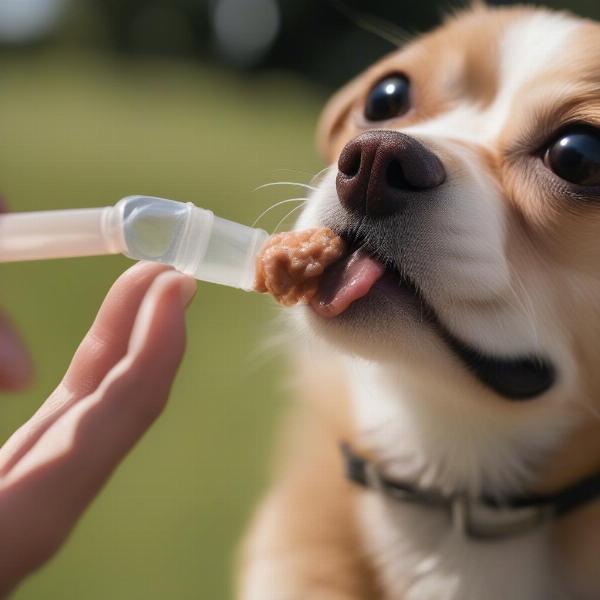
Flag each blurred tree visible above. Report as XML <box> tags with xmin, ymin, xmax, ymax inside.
<box><xmin>91</xmin><ymin>0</ymin><xmax>600</xmax><ymax>87</ymax></box>
<box><xmin>3</xmin><ymin>0</ymin><xmax>599</xmax><ymax>87</ymax></box>
<box><xmin>95</xmin><ymin>0</ymin><xmax>210</xmax><ymax>57</ymax></box>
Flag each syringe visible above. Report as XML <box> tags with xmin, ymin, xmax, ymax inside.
<box><xmin>0</xmin><ymin>196</ymin><xmax>269</xmax><ymax>291</ymax></box>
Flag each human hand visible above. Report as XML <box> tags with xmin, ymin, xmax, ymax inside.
<box><xmin>0</xmin><ymin>262</ymin><xmax>196</xmax><ymax>597</ymax></box>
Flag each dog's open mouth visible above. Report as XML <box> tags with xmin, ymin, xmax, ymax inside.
<box><xmin>311</xmin><ymin>238</ymin><xmax>556</xmax><ymax>401</ymax></box>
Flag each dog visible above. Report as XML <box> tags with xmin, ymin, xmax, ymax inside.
<box><xmin>239</xmin><ymin>3</ymin><xmax>600</xmax><ymax>599</ymax></box>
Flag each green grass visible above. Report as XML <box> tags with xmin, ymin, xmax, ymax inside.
<box><xmin>0</xmin><ymin>48</ymin><xmax>325</xmax><ymax>599</ymax></box>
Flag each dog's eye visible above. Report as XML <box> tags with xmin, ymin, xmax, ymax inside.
<box><xmin>364</xmin><ymin>74</ymin><xmax>411</xmax><ymax>122</ymax></box>
<box><xmin>544</xmin><ymin>128</ymin><xmax>600</xmax><ymax>186</ymax></box>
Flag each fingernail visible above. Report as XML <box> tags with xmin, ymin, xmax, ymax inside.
<box><xmin>151</xmin><ymin>270</ymin><xmax>197</xmax><ymax>307</ymax></box>
<box><xmin>127</xmin><ymin>271</ymin><xmax>197</xmax><ymax>356</ymax></box>
<box><xmin>126</xmin><ymin>260</ymin><xmax>173</xmax><ymax>276</ymax></box>
<box><xmin>177</xmin><ymin>274</ymin><xmax>197</xmax><ymax>307</ymax></box>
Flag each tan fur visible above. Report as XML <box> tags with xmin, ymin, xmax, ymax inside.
<box><xmin>241</xmin><ymin>5</ymin><xmax>600</xmax><ymax>599</ymax></box>
<box><xmin>237</xmin><ymin>357</ymin><xmax>381</xmax><ymax>598</ymax></box>
<box><xmin>318</xmin><ymin>7</ymin><xmax>522</xmax><ymax>164</ymax></box>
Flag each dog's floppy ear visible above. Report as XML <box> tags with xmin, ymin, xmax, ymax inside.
<box><xmin>316</xmin><ymin>77</ymin><xmax>361</xmax><ymax>164</ymax></box>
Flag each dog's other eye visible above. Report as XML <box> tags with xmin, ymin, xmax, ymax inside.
<box><xmin>544</xmin><ymin>127</ymin><xmax>600</xmax><ymax>186</ymax></box>
<box><xmin>364</xmin><ymin>74</ymin><xmax>411</xmax><ymax>122</ymax></box>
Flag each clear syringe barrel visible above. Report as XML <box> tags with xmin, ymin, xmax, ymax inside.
<box><xmin>118</xmin><ymin>196</ymin><xmax>268</xmax><ymax>291</ymax></box>
<box><xmin>0</xmin><ymin>196</ymin><xmax>269</xmax><ymax>291</ymax></box>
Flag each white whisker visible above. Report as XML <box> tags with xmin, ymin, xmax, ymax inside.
<box><xmin>310</xmin><ymin>166</ymin><xmax>334</xmax><ymax>185</ymax></box>
<box><xmin>330</xmin><ymin>0</ymin><xmax>411</xmax><ymax>47</ymax></box>
<box><xmin>251</xmin><ymin>198</ymin><xmax>307</xmax><ymax>228</ymax></box>
<box><xmin>254</xmin><ymin>181</ymin><xmax>317</xmax><ymax>193</ymax></box>
<box><xmin>274</xmin><ymin>202</ymin><xmax>307</xmax><ymax>233</ymax></box>
<box><xmin>271</xmin><ymin>168</ymin><xmax>316</xmax><ymax>178</ymax></box>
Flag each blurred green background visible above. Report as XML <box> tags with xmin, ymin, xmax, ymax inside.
<box><xmin>0</xmin><ymin>1</ymin><xmax>599</xmax><ymax>598</ymax></box>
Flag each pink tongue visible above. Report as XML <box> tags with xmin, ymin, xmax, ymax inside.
<box><xmin>311</xmin><ymin>249</ymin><xmax>386</xmax><ymax>318</ymax></box>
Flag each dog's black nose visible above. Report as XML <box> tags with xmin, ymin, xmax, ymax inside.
<box><xmin>336</xmin><ymin>130</ymin><xmax>446</xmax><ymax>216</ymax></box>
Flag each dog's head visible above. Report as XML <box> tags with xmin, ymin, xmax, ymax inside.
<box><xmin>295</xmin><ymin>5</ymin><xmax>600</xmax><ymax>415</ymax></box>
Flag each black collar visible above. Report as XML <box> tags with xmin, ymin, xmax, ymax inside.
<box><xmin>341</xmin><ymin>443</ymin><xmax>600</xmax><ymax>541</ymax></box>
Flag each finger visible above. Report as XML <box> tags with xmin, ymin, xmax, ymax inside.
<box><xmin>62</xmin><ymin>261</ymin><xmax>175</xmax><ymax>397</ymax></box>
<box><xmin>0</xmin><ymin>311</ymin><xmax>33</xmax><ymax>391</ymax></box>
<box><xmin>0</xmin><ymin>261</ymin><xmax>171</xmax><ymax>475</ymax></box>
<box><xmin>0</xmin><ymin>271</ymin><xmax>196</xmax><ymax>588</ymax></box>
<box><xmin>0</xmin><ymin>195</ymin><xmax>32</xmax><ymax>391</ymax></box>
